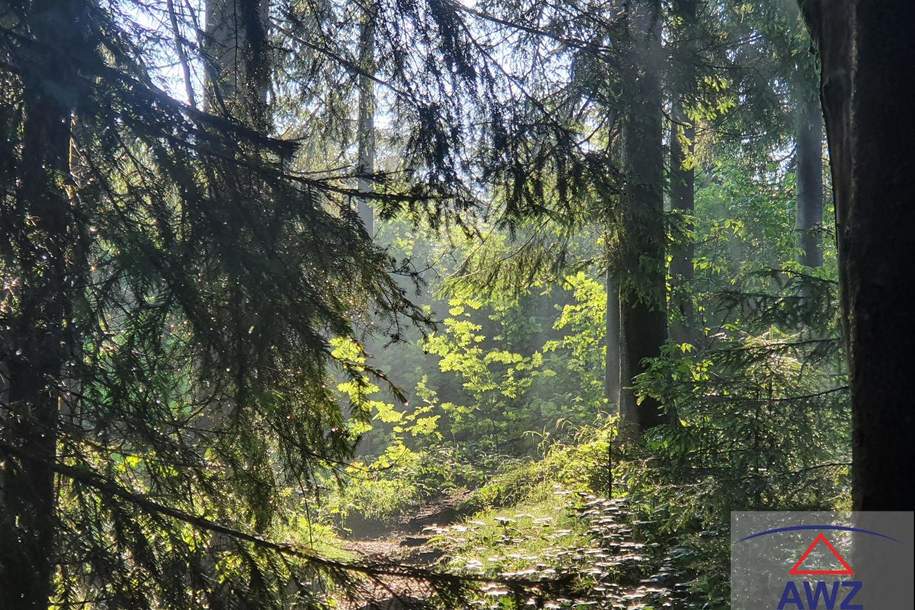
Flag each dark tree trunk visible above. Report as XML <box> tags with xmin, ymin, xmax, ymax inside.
<box><xmin>669</xmin><ymin>0</ymin><xmax>697</xmax><ymax>344</ymax></box>
<box><xmin>796</xmin><ymin>87</ymin><xmax>824</xmax><ymax>267</ymax></box>
<box><xmin>203</xmin><ymin>0</ymin><xmax>273</xmax><ymax>534</ymax></box>
<box><xmin>801</xmin><ymin>0</ymin><xmax>915</xmax><ymax>510</ymax></box>
<box><xmin>204</xmin><ymin>0</ymin><xmax>271</xmax><ymax>128</ymax></box>
<box><xmin>669</xmin><ymin>103</ymin><xmax>695</xmax><ymax>342</ymax></box>
<box><xmin>0</xmin><ymin>2</ymin><xmax>82</xmax><ymax>606</ymax></box>
<box><xmin>618</xmin><ymin>0</ymin><xmax>669</xmax><ymax>437</ymax></box>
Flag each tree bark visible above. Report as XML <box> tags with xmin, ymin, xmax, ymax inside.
<box><xmin>618</xmin><ymin>0</ymin><xmax>669</xmax><ymax>437</ymax></box>
<box><xmin>356</xmin><ymin>2</ymin><xmax>376</xmax><ymax>236</ymax></box>
<box><xmin>669</xmin><ymin>0</ymin><xmax>697</xmax><ymax>344</ymax></box>
<box><xmin>0</xmin><ymin>2</ymin><xmax>82</xmax><ymax>606</ymax></box>
<box><xmin>605</xmin><ymin>272</ymin><xmax>621</xmax><ymax>408</ymax></box>
<box><xmin>204</xmin><ymin>0</ymin><xmax>271</xmax><ymax>128</ymax></box>
<box><xmin>606</xmin><ymin>274</ymin><xmax>619</xmax><ymax>499</ymax></box>
<box><xmin>669</xmin><ymin>101</ymin><xmax>695</xmax><ymax>342</ymax></box>
<box><xmin>795</xmin><ymin>85</ymin><xmax>824</xmax><ymax>267</ymax></box>
<box><xmin>801</xmin><ymin>0</ymin><xmax>915</xmax><ymax>510</ymax></box>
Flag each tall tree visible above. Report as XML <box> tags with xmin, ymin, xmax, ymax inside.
<box><xmin>356</xmin><ymin>1</ymin><xmax>376</xmax><ymax>236</ymax></box>
<box><xmin>669</xmin><ymin>0</ymin><xmax>698</xmax><ymax>342</ymax></box>
<box><xmin>618</xmin><ymin>0</ymin><xmax>669</xmax><ymax>436</ymax></box>
<box><xmin>794</xmin><ymin>80</ymin><xmax>823</xmax><ymax>267</ymax></box>
<box><xmin>0</xmin><ymin>2</ymin><xmax>85</xmax><ymax>605</ymax></box>
<box><xmin>605</xmin><ymin>275</ymin><xmax>621</xmax><ymax>406</ymax></box>
<box><xmin>801</xmin><ymin>0</ymin><xmax>915</xmax><ymax>510</ymax></box>
<box><xmin>1</xmin><ymin>0</ymin><xmax>431</xmax><ymax>605</ymax></box>
<box><xmin>787</xmin><ymin>0</ymin><xmax>825</xmax><ymax>269</ymax></box>
<box><xmin>204</xmin><ymin>0</ymin><xmax>271</xmax><ymax>128</ymax></box>
<box><xmin>204</xmin><ymin>0</ymin><xmax>278</xmax><ymax>539</ymax></box>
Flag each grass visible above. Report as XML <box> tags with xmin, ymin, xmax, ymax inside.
<box><xmin>430</xmin><ymin>486</ymin><xmax>592</xmax><ymax>577</ymax></box>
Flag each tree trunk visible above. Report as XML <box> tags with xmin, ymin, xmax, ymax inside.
<box><xmin>203</xmin><ymin>0</ymin><xmax>272</xmax><ymax>534</ymax></box>
<box><xmin>356</xmin><ymin>3</ymin><xmax>376</xmax><ymax>236</ymax></box>
<box><xmin>0</xmin><ymin>2</ymin><xmax>82</xmax><ymax>605</ymax></box>
<box><xmin>204</xmin><ymin>0</ymin><xmax>271</xmax><ymax>128</ymax></box>
<box><xmin>669</xmin><ymin>106</ymin><xmax>695</xmax><ymax>342</ymax></box>
<box><xmin>795</xmin><ymin>85</ymin><xmax>824</xmax><ymax>267</ymax></box>
<box><xmin>801</xmin><ymin>0</ymin><xmax>915</xmax><ymax>510</ymax></box>
<box><xmin>605</xmin><ymin>272</ymin><xmax>621</xmax><ymax>408</ymax></box>
<box><xmin>618</xmin><ymin>0</ymin><xmax>668</xmax><ymax>437</ymax></box>
<box><xmin>669</xmin><ymin>0</ymin><xmax>697</xmax><ymax>344</ymax></box>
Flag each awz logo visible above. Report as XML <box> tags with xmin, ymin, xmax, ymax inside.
<box><xmin>777</xmin><ymin>580</ymin><xmax>861</xmax><ymax>610</ymax></box>
<box><xmin>777</xmin><ymin>532</ymin><xmax>861</xmax><ymax>609</ymax></box>
<box><xmin>732</xmin><ymin>513</ymin><xmax>913</xmax><ymax>610</ymax></box>
<box><xmin>739</xmin><ymin>524</ymin><xmax>900</xmax><ymax>610</ymax></box>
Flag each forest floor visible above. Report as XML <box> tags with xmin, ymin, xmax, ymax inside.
<box><xmin>339</xmin><ymin>491</ymin><xmax>472</xmax><ymax>609</ymax></box>
<box><xmin>336</xmin><ymin>490</ymin><xmax>694</xmax><ymax>609</ymax></box>
<box><xmin>343</xmin><ymin>491</ymin><xmax>469</xmax><ymax>564</ymax></box>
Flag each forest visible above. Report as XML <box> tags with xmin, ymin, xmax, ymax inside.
<box><xmin>1</xmin><ymin>0</ymin><xmax>913</xmax><ymax>608</ymax></box>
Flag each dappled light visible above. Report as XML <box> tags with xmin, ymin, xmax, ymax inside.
<box><xmin>1</xmin><ymin>0</ymin><xmax>913</xmax><ymax>608</ymax></box>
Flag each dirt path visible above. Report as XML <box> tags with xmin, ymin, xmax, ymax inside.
<box><xmin>343</xmin><ymin>490</ymin><xmax>472</xmax><ymax>564</ymax></box>
<box><xmin>337</xmin><ymin>490</ymin><xmax>693</xmax><ymax>609</ymax></box>
<box><xmin>338</xmin><ymin>492</ymin><xmax>472</xmax><ymax>609</ymax></box>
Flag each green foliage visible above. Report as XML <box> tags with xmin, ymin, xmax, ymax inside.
<box><xmin>420</xmin><ymin>279</ymin><xmax>608</xmax><ymax>451</ymax></box>
<box><xmin>433</xmin><ymin>495</ymin><xmax>592</xmax><ymax>577</ymax></box>
<box><xmin>540</xmin><ymin>273</ymin><xmax>609</xmax><ymax>419</ymax></box>
<box><xmin>467</xmin><ymin>423</ymin><xmax>614</xmax><ymax>513</ymax></box>
<box><xmin>425</xmin><ymin>426</ymin><xmax>614</xmax><ymax>600</ymax></box>
<box><xmin>326</xmin><ymin>273</ymin><xmax>612</xmax><ymax>529</ymax></box>
<box><xmin>1</xmin><ymin>1</ymin><xmax>854</xmax><ymax>608</ymax></box>
<box><xmin>617</xmin><ymin>267</ymin><xmax>847</xmax><ymax>603</ymax></box>
<box><xmin>423</xmin><ymin>296</ymin><xmax>542</xmax><ymax>444</ymax></box>
<box><xmin>325</xmin><ymin>338</ymin><xmax>467</xmax><ymax>529</ymax></box>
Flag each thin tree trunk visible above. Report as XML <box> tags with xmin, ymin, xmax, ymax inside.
<box><xmin>0</xmin><ymin>2</ymin><xmax>81</xmax><ymax>605</ymax></box>
<box><xmin>605</xmin><ymin>271</ymin><xmax>621</xmax><ymax>408</ymax></box>
<box><xmin>167</xmin><ymin>0</ymin><xmax>198</xmax><ymax>108</ymax></box>
<box><xmin>795</xmin><ymin>88</ymin><xmax>824</xmax><ymax>267</ymax></box>
<box><xmin>618</xmin><ymin>0</ymin><xmax>668</xmax><ymax>437</ymax></box>
<box><xmin>801</xmin><ymin>0</ymin><xmax>915</xmax><ymax>510</ymax></box>
<box><xmin>356</xmin><ymin>3</ymin><xmax>376</xmax><ymax>236</ymax></box>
